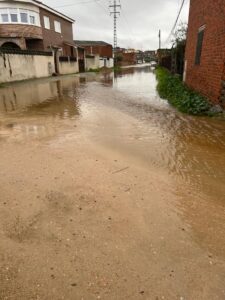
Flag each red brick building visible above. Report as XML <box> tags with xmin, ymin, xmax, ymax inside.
<box><xmin>184</xmin><ymin>0</ymin><xmax>225</xmax><ymax>106</ymax></box>
<box><xmin>0</xmin><ymin>0</ymin><xmax>75</xmax><ymax>57</ymax></box>
<box><xmin>74</xmin><ymin>40</ymin><xmax>113</xmax><ymax>68</ymax></box>
<box><xmin>74</xmin><ymin>40</ymin><xmax>113</xmax><ymax>59</ymax></box>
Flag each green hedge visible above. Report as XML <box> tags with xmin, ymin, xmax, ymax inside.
<box><xmin>156</xmin><ymin>67</ymin><xmax>211</xmax><ymax>115</ymax></box>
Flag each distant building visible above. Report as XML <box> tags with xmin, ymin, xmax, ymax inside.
<box><xmin>115</xmin><ymin>50</ymin><xmax>136</xmax><ymax>66</ymax></box>
<box><xmin>144</xmin><ymin>50</ymin><xmax>156</xmax><ymax>62</ymax></box>
<box><xmin>74</xmin><ymin>40</ymin><xmax>113</xmax><ymax>68</ymax></box>
<box><xmin>136</xmin><ymin>50</ymin><xmax>144</xmax><ymax>64</ymax></box>
<box><xmin>184</xmin><ymin>0</ymin><xmax>225</xmax><ymax>106</ymax></box>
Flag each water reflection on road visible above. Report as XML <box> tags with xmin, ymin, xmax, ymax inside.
<box><xmin>1</xmin><ymin>66</ymin><xmax>225</xmax><ymax>194</ymax></box>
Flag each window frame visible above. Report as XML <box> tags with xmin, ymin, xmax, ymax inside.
<box><xmin>1</xmin><ymin>9</ymin><xmax>9</xmax><ymax>23</ymax></box>
<box><xmin>9</xmin><ymin>8</ymin><xmax>18</xmax><ymax>23</ymax></box>
<box><xmin>20</xmin><ymin>10</ymin><xmax>28</xmax><ymax>23</ymax></box>
<box><xmin>54</xmin><ymin>20</ymin><xmax>61</xmax><ymax>33</ymax></box>
<box><xmin>0</xmin><ymin>8</ymin><xmax>40</xmax><ymax>26</ymax></box>
<box><xmin>195</xmin><ymin>25</ymin><xmax>206</xmax><ymax>65</ymax></box>
<box><xmin>44</xmin><ymin>16</ymin><xmax>50</xmax><ymax>29</ymax></box>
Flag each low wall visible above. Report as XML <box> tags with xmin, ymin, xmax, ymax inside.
<box><xmin>59</xmin><ymin>60</ymin><xmax>78</xmax><ymax>75</ymax></box>
<box><xmin>86</xmin><ymin>55</ymin><xmax>100</xmax><ymax>71</ymax></box>
<box><xmin>0</xmin><ymin>51</ymin><xmax>55</xmax><ymax>83</ymax></box>
<box><xmin>99</xmin><ymin>58</ymin><xmax>114</xmax><ymax>68</ymax></box>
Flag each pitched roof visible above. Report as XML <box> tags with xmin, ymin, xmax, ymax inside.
<box><xmin>74</xmin><ymin>40</ymin><xmax>112</xmax><ymax>47</ymax></box>
<box><xmin>0</xmin><ymin>0</ymin><xmax>75</xmax><ymax>22</ymax></box>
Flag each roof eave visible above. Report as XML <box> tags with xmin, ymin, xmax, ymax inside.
<box><xmin>0</xmin><ymin>0</ymin><xmax>75</xmax><ymax>23</ymax></box>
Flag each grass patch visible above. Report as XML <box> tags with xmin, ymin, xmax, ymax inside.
<box><xmin>88</xmin><ymin>68</ymin><xmax>101</xmax><ymax>73</ymax></box>
<box><xmin>156</xmin><ymin>67</ymin><xmax>211</xmax><ymax>115</ymax></box>
<box><xmin>112</xmin><ymin>65</ymin><xmax>122</xmax><ymax>72</ymax></box>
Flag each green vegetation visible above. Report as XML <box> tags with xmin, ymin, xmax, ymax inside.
<box><xmin>88</xmin><ymin>68</ymin><xmax>101</xmax><ymax>73</ymax></box>
<box><xmin>156</xmin><ymin>67</ymin><xmax>211</xmax><ymax>115</ymax></box>
<box><xmin>88</xmin><ymin>66</ymin><xmax>122</xmax><ymax>73</ymax></box>
<box><xmin>112</xmin><ymin>65</ymin><xmax>122</xmax><ymax>72</ymax></box>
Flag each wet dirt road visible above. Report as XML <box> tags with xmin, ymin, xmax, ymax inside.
<box><xmin>0</xmin><ymin>65</ymin><xmax>225</xmax><ymax>300</ymax></box>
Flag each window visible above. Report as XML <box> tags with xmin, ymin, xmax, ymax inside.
<box><xmin>195</xmin><ymin>25</ymin><xmax>205</xmax><ymax>65</ymax></box>
<box><xmin>29</xmin><ymin>12</ymin><xmax>37</xmax><ymax>25</ymax></box>
<box><xmin>20</xmin><ymin>10</ymin><xmax>28</xmax><ymax>23</ymax></box>
<box><xmin>54</xmin><ymin>20</ymin><xmax>61</xmax><ymax>33</ymax></box>
<box><xmin>0</xmin><ymin>8</ymin><xmax>40</xmax><ymax>25</ymax></box>
<box><xmin>30</xmin><ymin>15</ymin><xmax>35</xmax><ymax>24</ymax></box>
<box><xmin>44</xmin><ymin>16</ymin><xmax>50</xmax><ymax>29</ymax></box>
<box><xmin>0</xmin><ymin>9</ymin><xmax>9</xmax><ymax>22</ymax></box>
<box><xmin>9</xmin><ymin>9</ymin><xmax>18</xmax><ymax>22</ymax></box>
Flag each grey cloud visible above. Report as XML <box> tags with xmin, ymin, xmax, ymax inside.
<box><xmin>44</xmin><ymin>0</ymin><xmax>189</xmax><ymax>50</ymax></box>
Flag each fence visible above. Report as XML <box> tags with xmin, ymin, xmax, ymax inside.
<box><xmin>59</xmin><ymin>56</ymin><xmax>77</xmax><ymax>62</ymax></box>
<box><xmin>0</xmin><ymin>48</ymin><xmax>53</xmax><ymax>56</ymax></box>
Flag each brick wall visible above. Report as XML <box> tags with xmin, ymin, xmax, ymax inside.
<box><xmin>39</xmin><ymin>8</ymin><xmax>74</xmax><ymax>53</ymax></box>
<box><xmin>83</xmin><ymin>45</ymin><xmax>113</xmax><ymax>58</ymax></box>
<box><xmin>0</xmin><ymin>37</ymin><xmax>26</xmax><ymax>49</ymax></box>
<box><xmin>185</xmin><ymin>0</ymin><xmax>225</xmax><ymax>104</ymax></box>
<box><xmin>0</xmin><ymin>24</ymin><xmax>43</xmax><ymax>39</ymax></box>
<box><xmin>117</xmin><ymin>52</ymin><xmax>136</xmax><ymax>66</ymax></box>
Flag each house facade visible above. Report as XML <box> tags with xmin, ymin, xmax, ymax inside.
<box><xmin>144</xmin><ymin>50</ymin><xmax>156</xmax><ymax>63</ymax></box>
<box><xmin>184</xmin><ymin>0</ymin><xmax>225</xmax><ymax>106</ymax></box>
<box><xmin>74</xmin><ymin>40</ymin><xmax>113</xmax><ymax>69</ymax></box>
<box><xmin>0</xmin><ymin>0</ymin><xmax>75</xmax><ymax>58</ymax></box>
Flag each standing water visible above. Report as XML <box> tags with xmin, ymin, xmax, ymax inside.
<box><xmin>0</xmin><ymin>65</ymin><xmax>225</xmax><ymax>299</ymax></box>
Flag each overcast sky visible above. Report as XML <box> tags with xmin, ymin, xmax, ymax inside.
<box><xmin>44</xmin><ymin>0</ymin><xmax>190</xmax><ymax>50</ymax></box>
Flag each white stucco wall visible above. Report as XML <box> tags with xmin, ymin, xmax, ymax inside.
<box><xmin>0</xmin><ymin>53</ymin><xmax>55</xmax><ymax>83</ymax></box>
<box><xmin>86</xmin><ymin>54</ymin><xmax>100</xmax><ymax>71</ymax></box>
<box><xmin>59</xmin><ymin>61</ymin><xmax>79</xmax><ymax>75</ymax></box>
<box><xmin>99</xmin><ymin>58</ymin><xmax>114</xmax><ymax>68</ymax></box>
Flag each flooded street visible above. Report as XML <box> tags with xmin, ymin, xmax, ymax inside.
<box><xmin>0</xmin><ymin>65</ymin><xmax>225</xmax><ymax>300</ymax></box>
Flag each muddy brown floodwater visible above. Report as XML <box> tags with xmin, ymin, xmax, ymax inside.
<box><xmin>0</xmin><ymin>65</ymin><xmax>225</xmax><ymax>300</ymax></box>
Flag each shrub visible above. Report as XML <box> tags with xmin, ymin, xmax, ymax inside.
<box><xmin>156</xmin><ymin>67</ymin><xmax>211</xmax><ymax>115</ymax></box>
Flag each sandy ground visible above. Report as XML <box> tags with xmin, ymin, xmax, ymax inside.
<box><xmin>0</xmin><ymin>70</ymin><xmax>225</xmax><ymax>299</ymax></box>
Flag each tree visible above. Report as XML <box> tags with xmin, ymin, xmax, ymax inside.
<box><xmin>171</xmin><ymin>22</ymin><xmax>188</xmax><ymax>75</ymax></box>
<box><xmin>172</xmin><ymin>22</ymin><xmax>188</xmax><ymax>46</ymax></box>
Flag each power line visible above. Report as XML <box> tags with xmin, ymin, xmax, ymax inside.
<box><xmin>164</xmin><ymin>0</ymin><xmax>186</xmax><ymax>45</ymax></box>
<box><xmin>120</xmin><ymin>9</ymin><xmax>135</xmax><ymax>41</ymax></box>
<box><xmin>94</xmin><ymin>0</ymin><xmax>109</xmax><ymax>14</ymax></box>
<box><xmin>54</xmin><ymin>0</ymin><xmax>101</xmax><ymax>9</ymax></box>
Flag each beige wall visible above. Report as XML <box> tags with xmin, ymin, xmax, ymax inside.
<box><xmin>99</xmin><ymin>58</ymin><xmax>114</xmax><ymax>68</ymax></box>
<box><xmin>86</xmin><ymin>55</ymin><xmax>100</xmax><ymax>71</ymax></box>
<box><xmin>59</xmin><ymin>61</ymin><xmax>78</xmax><ymax>75</ymax></box>
<box><xmin>0</xmin><ymin>53</ymin><xmax>55</xmax><ymax>83</ymax></box>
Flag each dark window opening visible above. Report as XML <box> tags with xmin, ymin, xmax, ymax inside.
<box><xmin>1</xmin><ymin>42</ymin><xmax>20</xmax><ymax>49</ymax></box>
<box><xmin>195</xmin><ymin>27</ymin><xmax>205</xmax><ymax>65</ymax></box>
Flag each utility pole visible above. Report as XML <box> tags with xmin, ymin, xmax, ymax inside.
<box><xmin>109</xmin><ymin>0</ymin><xmax>121</xmax><ymax>57</ymax></box>
<box><xmin>159</xmin><ymin>30</ymin><xmax>161</xmax><ymax>49</ymax></box>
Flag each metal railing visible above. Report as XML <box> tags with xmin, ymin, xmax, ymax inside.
<box><xmin>59</xmin><ymin>56</ymin><xmax>77</xmax><ymax>62</ymax></box>
<box><xmin>0</xmin><ymin>48</ymin><xmax>53</xmax><ymax>56</ymax></box>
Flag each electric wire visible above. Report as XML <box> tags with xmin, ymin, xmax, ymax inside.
<box><xmin>54</xmin><ymin>0</ymin><xmax>101</xmax><ymax>9</ymax></box>
<box><xmin>164</xmin><ymin>0</ymin><xmax>186</xmax><ymax>45</ymax></box>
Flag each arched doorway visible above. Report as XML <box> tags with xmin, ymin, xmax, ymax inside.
<box><xmin>1</xmin><ymin>42</ymin><xmax>21</xmax><ymax>49</ymax></box>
